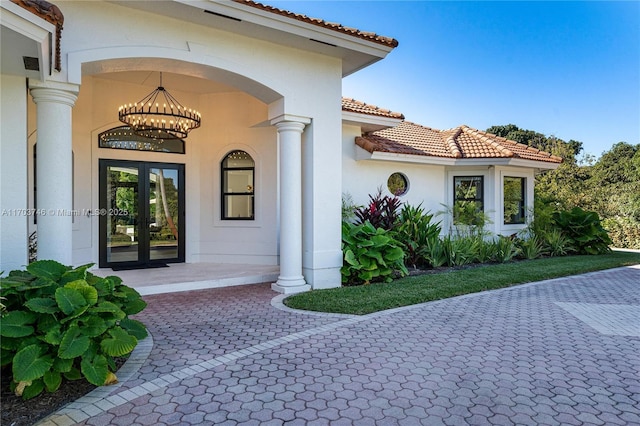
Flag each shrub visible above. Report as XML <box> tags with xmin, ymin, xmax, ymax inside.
<box><xmin>354</xmin><ymin>188</ymin><xmax>402</xmax><ymax>231</ymax></box>
<box><xmin>440</xmin><ymin>203</ymin><xmax>492</xmax><ymax>238</ymax></box>
<box><xmin>395</xmin><ymin>204</ymin><xmax>441</xmax><ymax>269</ymax></box>
<box><xmin>453</xmin><ymin>201</ymin><xmax>487</xmax><ymax>228</ymax></box>
<box><xmin>552</xmin><ymin>207</ymin><xmax>612</xmax><ymax>255</ymax></box>
<box><xmin>29</xmin><ymin>231</ymin><xmax>37</xmax><ymax>264</ymax></box>
<box><xmin>602</xmin><ymin>217</ymin><xmax>640</xmax><ymax>249</ymax></box>
<box><xmin>493</xmin><ymin>236</ymin><xmax>520</xmax><ymax>263</ymax></box>
<box><xmin>421</xmin><ymin>236</ymin><xmax>447</xmax><ymax>268</ymax></box>
<box><xmin>442</xmin><ymin>236</ymin><xmax>478</xmax><ymax>267</ymax></box>
<box><xmin>517</xmin><ymin>236</ymin><xmax>547</xmax><ymax>260</ymax></box>
<box><xmin>531</xmin><ymin>197</ymin><xmax>558</xmax><ymax>239</ymax></box>
<box><xmin>474</xmin><ymin>236</ymin><xmax>499</xmax><ymax>263</ymax></box>
<box><xmin>0</xmin><ymin>260</ymin><xmax>147</xmax><ymax>400</ymax></box>
<box><xmin>341</xmin><ymin>221</ymin><xmax>407</xmax><ymax>285</ymax></box>
<box><xmin>341</xmin><ymin>192</ymin><xmax>359</xmax><ymax>223</ymax></box>
<box><xmin>544</xmin><ymin>229</ymin><xmax>574</xmax><ymax>257</ymax></box>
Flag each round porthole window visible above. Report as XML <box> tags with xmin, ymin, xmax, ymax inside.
<box><xmin>387</xmin><ymin>172</ymin><xmax>409</xmax><ymax>196</ymax></box>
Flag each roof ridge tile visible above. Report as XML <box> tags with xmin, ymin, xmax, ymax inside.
<box><xmin>445</xmin><ymin>127</ymin><xmax>463</xmax><ymax>158</ymax></box>
<box><xmin>463</xmin><ymin>126</ymin><xmax>515</xmax><ymax>158</ymax></box>
<box><xmin>350</xmin><ymin>106</ymin><xmax>561</xmax><ymax>165</ymax></box>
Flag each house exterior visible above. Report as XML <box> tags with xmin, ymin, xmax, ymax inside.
<box><xmin>341</xmin><ymin>99</ymin><xmax>562</xmax><ymax>236</ymax></box>
<box><xmin>1</xmin><ymin>0</ymin><xmax>560</xmax><ymax>292</ymax></box>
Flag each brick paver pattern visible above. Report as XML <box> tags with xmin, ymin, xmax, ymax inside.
<box><xmin>39</xmin><ymin>266</ymin><xmax>640</xmax><ymax>425</ymax></box>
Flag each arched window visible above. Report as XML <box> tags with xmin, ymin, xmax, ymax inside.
<box><xmin>221</xmin><ymin>150</ymin><xmax>255</xmax><ymax>220</ymax></box>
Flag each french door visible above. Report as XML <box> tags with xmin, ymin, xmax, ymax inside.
<box><xmin>99</xmin><ymin>160</ymin><xmax>185</xmax><ymax>268</ymax></box>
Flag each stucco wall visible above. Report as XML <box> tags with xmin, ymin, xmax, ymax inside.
<box><xmin>342</xmin><ymin>124</ymin><xmax>447</xmax><ymax>218</ymax></box>
<box><xmin>342</xmin><ymin>124</ymin><xmax>535</xmax><ymax>238</ymax></box>
<box><xmin>0</xmin><ymin>74</ymin><xmax>29</xmax><ymax>271</ymax></box>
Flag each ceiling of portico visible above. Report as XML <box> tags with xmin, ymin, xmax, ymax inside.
<box><xmin>82</xmin><ymin>58</ymin><xmax>281</xmax><ymax>103</ymax></box>
<box><xmin>92</xmin><ymin>71</ymin><xmax>239</xmax><ymax>95</ymax></box>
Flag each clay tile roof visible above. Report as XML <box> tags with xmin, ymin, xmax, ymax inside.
<box><xmin>342</xmin><ymin>98</ymin><xmax>405</xmax><ymax>119</ymax></box>
<box><xmin>232</xmin><ymin>0</ymin><xmax>399</xmax><ymax>48</ymax></box>
<box><xmin>11</xmin><ymin>0</ymin><xmax>63</xmax><ymax>71</ymax></box>
<box><xmin>357</xmin><ymin>121</ymin><xmax>563</xmax><ymax>164</ymax></box>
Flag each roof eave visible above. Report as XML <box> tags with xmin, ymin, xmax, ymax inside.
<box><xmin>112</xmin><ymin>0</ymin><xmax>396</xmax><ymax>77</ymax></box>
<box><xmin>357</xmin><ymin>150</ymin><xmax>563</xmax><ymax>169</ymax></box>
<box><xmin>1</xmin><ymin>1</ymin><xmax>55</xmax><ymax>81</ymax></box>
<box><xmin>356</xmin><ymin>149</ymin><xmax>457</xmax><ymax>166</ymax></box>
<box><xmin>209</xmin><ymin>0</ymin><xmax>398</xmax><ymax>76</ymax></box>
<box><xmin>342</xmin><ymin>111</ymin><xmax>404</xmax><ymax>133</ymax></box>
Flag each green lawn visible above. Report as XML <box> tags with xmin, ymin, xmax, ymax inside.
<box><xmin>284</xmin><ymin>251</ymin><xmax>640</xmax><ymax>315</ymax></box>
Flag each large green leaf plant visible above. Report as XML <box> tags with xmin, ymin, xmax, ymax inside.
<box><xmin>342</xmin><ymin>221</ymin><xmax>408</xmax><ymax>286</ymax></box>
<box><xmin>0</xmin><ymin>260</ymin><xmax>147</xmax><ymax>399</ymax></box>
<box><xmin>552</xmin><ymin>207</ymin><xmax>612</xmax><ymax>255</ymax></box>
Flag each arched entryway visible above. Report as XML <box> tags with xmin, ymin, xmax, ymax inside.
<box><xmin>30</xmin><ymin>51</ymin><xmax>316</xmax><ymax>292</ymax></box>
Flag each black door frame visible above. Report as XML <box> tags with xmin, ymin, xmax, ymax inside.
<box><xmin>99</xmin><ymin>159</ymin><xmax>185</xmax><ymax>268</ymax></box>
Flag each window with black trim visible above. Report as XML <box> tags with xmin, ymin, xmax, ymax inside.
<box><xmin>453</xmin><ymin>176</ymin><xmax>484</xmax><ymax>224</ymax></box>
<box><xmin>504</xmin><ymin>176</ymin><xmax>526</xmax><ymax>224</ymax></box>
<box><xmin>221</xmin><ymin>150</ymin><xmax>255</xmax><ymax>220</ymax></box>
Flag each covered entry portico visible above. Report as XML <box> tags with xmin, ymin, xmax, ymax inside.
<box><xmin>31</xmin><ymin>60</ymin><xmax>315</xmax><ymax>294</ymax></box>
<box><xmin>1</xmin><ymin>0</ymin><xmax>398</xmax><ymax>293</ymax></box>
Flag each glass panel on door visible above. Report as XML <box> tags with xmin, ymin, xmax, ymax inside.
<box><xmin>105</xmin><ymin>165</ymin><xmax>139</xmax><ymax>263</ymax></box>
<box><xmin>100</xmin><ymin>160</ymin><xmax>184</xmax><ymax>269</ymax></box>
<box><xmin>148</xmin><ymin>167</ymin><xmax>180</xmax><ymax>261</ymax></box>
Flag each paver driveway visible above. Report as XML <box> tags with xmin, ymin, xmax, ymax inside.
<box><xmin>40</xmin><ymin>266</ymin><xmax>640</xmax><ymax>425</ymax></box>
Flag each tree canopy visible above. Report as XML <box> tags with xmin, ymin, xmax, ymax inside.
<box><xmin>487</xmin><ymin>124</ymin><xmax>640</xmax><ymax>248</ymax></box>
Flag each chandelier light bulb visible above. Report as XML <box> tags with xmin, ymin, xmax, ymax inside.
<box><xmin>118</xmin><ymin>72</ymin><xmax>201</xmax><ymax>139</ymax></box>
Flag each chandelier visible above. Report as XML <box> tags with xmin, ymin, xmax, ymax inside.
<box><xmin>118</xmin><ymin>73</ymin><xmax>201</xmax><ymax>139</ymax></box>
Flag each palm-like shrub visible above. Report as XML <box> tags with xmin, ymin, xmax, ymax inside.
<box><xmin>395</xmin><ymin>204</ymin><xmax>441</xmax><ymax>269</ymax></box>
<box><xmin>0</xmin><ymin>261</ymin><xmax>147</xmax><ymax>399</ymax></box>
<box><xmin>517</xmin><ymin>236</ymin><xmax>548</xmax><ymax>259</ymax></box>
<box><xmin>493</xmin><ymin>236</ymin><xmax>521</xmax><ymax>263</ymax></box>
<box><xmin>442</xmin><ymin>236</ymin><xmax>479</xmax><ymax>267</ymax></box>
<box><xmin>422</xmin><ymin>236</ymin><xmax>447</xmax><ymax>268</ymax></box>
<box><xmin>474</xmin><ymin>236</ymin><xmax>499</xmax><ymax>263</ymax></box>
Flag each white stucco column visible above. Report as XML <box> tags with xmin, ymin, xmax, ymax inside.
<box><xmin>30</xmin><ymin>82</ymin><xmax>78</xmax><ymax>265</ymax></box>
<box><xmin>272</xmin><ymin>115</ymin><xmax>311</xmax><ymax>294</ymax></box>
<box><xmin>1</xmin><ymin>75</ymin><xmax>29</xmax><ymax>272</ymax></box>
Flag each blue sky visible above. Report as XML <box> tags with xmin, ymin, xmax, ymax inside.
<box><xmin>267</xmin><ymin>1</ymin><xmax>639</xmax><ymax>158</ymax></box>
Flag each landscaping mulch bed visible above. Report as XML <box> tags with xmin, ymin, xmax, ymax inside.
<box><xmin>1</xmin><ymin>357</ymin><xmax>127</xmax><ymax>426</ymax></box>
<box><xmin>1</xmin><ymin>367</ymin><xmax>95</xmax><ymax>426</ymax></box>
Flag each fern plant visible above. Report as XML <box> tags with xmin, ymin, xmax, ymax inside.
<box><xmin>0</xmin><ymin>260</ymin><xmax>147</xmax><ymax>400</ymax></box>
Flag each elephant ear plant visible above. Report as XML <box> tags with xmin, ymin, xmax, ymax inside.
<box><xmin>0</xmin><ymin>260</ymin><xmax>147</xmax><ymax>400</ymax></box>
<box><xmin>342</xmin><ymin>221</ymin><xmax>408</xmax><ymax>286</ymax></box>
